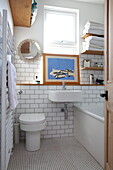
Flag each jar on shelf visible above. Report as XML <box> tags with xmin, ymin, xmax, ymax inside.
<box><xmin>83</xmin><ymin>59</ymin><xmax>91</xmax><ymax>67</ymax></box>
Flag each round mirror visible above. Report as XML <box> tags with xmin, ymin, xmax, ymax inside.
<box><xmin>18</xmin><ymin>39</ymin><xmax>41</xmax><ymax>62</ymax></box>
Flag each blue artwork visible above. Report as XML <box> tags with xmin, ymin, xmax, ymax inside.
<box><xmin>48</xmin><ymin>58</ymin><xmax>75</xmax><ymax>80</ymax></box>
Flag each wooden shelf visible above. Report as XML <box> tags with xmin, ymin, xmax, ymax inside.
<box><xmin>80</xmin><ymin>84</ymin><xmax>104</xmax><ymax>86</ymax></box>
<box><xmin>81</xmin><ymin>33</ymin><xmax>104</xmax><ymax>39</ymax></box>
<box><xmin>16</xmin><ymin>83</ymin><xmax>104</xmax><ymax>86</ymax></box>
<box><xmin>81</xmin><ymin>67</ymin><xmax>104</xmax><ymax>70</ymax></box>
<box><xmin>9</xmin><ymin>0</ymin><xmax>32</xmax><ymax>27</ymax></box>
<box><xmin>81</xmin><ymin>50</ymin><xmax>104</xmax><ymax>55</ymax></box>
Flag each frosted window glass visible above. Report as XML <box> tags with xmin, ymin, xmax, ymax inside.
<box><xmin>45</xmin><ymin>12</ymin><xmax>75</xmax><ymax>44</ymax></box>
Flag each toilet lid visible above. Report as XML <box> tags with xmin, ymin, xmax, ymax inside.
<box><xmin>19</xmin><ymin>114</ymin><xmax>45</xmax><ymax>124</ymax></box>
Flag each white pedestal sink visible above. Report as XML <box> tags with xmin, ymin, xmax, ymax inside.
<box><xmin>48</xmin><ymin>90</ymin><xmax>82</xmax><ymax>102</ymax></box>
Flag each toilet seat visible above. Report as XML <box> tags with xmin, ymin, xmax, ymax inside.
<box><xmin>19</xmin><ymin>114</ymin><xmax>45</xmax><ymax>125</ymax></box>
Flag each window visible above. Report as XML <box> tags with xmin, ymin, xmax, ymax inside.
<box><xmin>44</xmin><ymin>6</ymin><xmax>79</xmax><ymax>55</ymax></box>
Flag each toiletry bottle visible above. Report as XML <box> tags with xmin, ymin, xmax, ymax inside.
<box><xmin>90</xmin><ymin>74</ymin><xmax>94</xmax><ymax>84</ymax></box>
<box><xmin>94</xmin><ymin>62</ymin><xmax>98</xmax><ymax>67</ymax></box>
<box><xmin>35</xmin><ymin>73</ymin><xmax>38</xmax><ymax>81</ymax></box>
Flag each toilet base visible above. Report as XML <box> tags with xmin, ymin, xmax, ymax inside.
<box><xmin>26</xmin><ymin>131</ymin><xmax>40</xmax><ymax>151</ymax></box>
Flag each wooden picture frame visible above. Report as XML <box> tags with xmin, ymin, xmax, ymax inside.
<box><xmin>43</xmin><ymin>53</ymin><xmax>80</xmax><ymax>85</ymax></box>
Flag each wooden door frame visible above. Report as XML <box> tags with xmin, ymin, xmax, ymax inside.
<box><xmin>104</xmin><ymin>0</ymin><xmax>113</xmax><ymax>169</ymax></box>
<box><xmin>104</xmin><ymin>0</ymin><xmax>109</xmax><ymax>168</ymax></box>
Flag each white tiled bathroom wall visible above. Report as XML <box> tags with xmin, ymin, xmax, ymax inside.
<box><xmin>14</xmin><ymin>54</ymin><xmax>42</xmax><ymax>84</ymax></box>
<box><xmin>80</xmin><ymin>54</ymin><xmax>104</xmax><ymax>84</ymax></box>
<box><xmin>15</xmin><ymin>54</ymin><xmax>104</xmax><ymax>84</ymax></box>
<box><xmin>16</xmin><ymin>85</ymin><xmax>104</xmax><ymax>139</ymax></box>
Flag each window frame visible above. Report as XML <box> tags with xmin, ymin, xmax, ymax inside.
<box><xmin>44</xmin><ymin>6</ymin><xmax>79</xmax><ymax>55</ymax></box>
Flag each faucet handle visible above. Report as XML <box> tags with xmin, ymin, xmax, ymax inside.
<box><xmin>62</xmin><ymin>82</ymin><xmax>66</xmax><ymax>90</ymax></box>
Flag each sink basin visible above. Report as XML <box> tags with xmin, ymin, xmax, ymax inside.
<box><xmin>48</xmin><ymin>90</ymin><xmax>82</xmax><ymax>102</ymax></box>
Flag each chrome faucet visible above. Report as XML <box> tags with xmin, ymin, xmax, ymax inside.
<box><xmin>62</xmin><ymin>82</ymin><xmax>66</xmax><ymax>90</ymax></box>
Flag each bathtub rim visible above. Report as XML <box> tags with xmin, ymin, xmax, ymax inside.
<box><xmin>74</xmin><ymin>105</ymin><xmax>104</xmax><ymax>123</ymax></box>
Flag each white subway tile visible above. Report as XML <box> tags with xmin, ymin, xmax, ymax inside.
<box><xmin>57</xmin><ymin>121</ymin><xmax>64</xmax><ymax>125</ymax></box>
<box><xmin>26</xmin><ymin>109</ymin><xmax>35</xmax><ymax>113</ymax></box>
<box><xmin>65</xmin><ymin>129</ymin><xmax>73</xmax><ymax>133</ymax></box>
<box><xmin>17</xmin><ymin>68</ymin><xmax>25</xmax><ymax>72</ymax></box>
<box><xmin>48</xmin><ymin>113</ymin><xmax>56</xmax><ymax>117</ymax></box>
<box><xmin>27</xmin><ymin>99</ymin><xmax>35</xmax><ymax>103</ymax></box>
<box><xmin>35</xmin><ymin>90</ymin><xmax>43</xmax><ymax>94</ymax></box>
<box><xmin>48</xmin><ymin>86</ymin><xmax>57</xmax><ymax>90</ymax></box>
<box><xmin>25</xmin><ymin>90</ymin><xmax>34</xmax><ymax>94</ymax></box>
<box><xmin>69</xmin><ymin>125</ymin><xmax>74</xmax><ymax>129</ymax></box>
<box><xmin>30</xmin><ymin>86</ymin><xmax>40</xmax><ymax>90</ymax></box>
<box><xmin>39</xmin><ymin>103</ymin><xmax>48</xmax><ymax>108</ymax></box>
<box><xmin>61</xmin><ymin>134</ymin><xmax>69</xmax><ymax>137</ymax></box>
<box><xmin>21</xmin><ymin>86</ymin><xmax>30</xmax><ymax>90</ymax></box>
<box><xmin>46</xmin><ymin>126</ymin><xmax>52</xmax><ymax>130</ymax></box>
<box><xmin>52</xmin><ymin>134</ymin><xmax>60</xmax><ymax>138</ymax></box>
<box><xmin>82</xmin><ymin>86</ymin><xmax>89</xmax><ymax>90</ymax></box>
<box><xmin>26</xmin><ymin>77</ymin><xmax>34</xmax><ymax>81</ymax></box>
<box><xmin>21</xmin><ymin>104</ymin><xmax>29</xmax><ymax>109</ymax></box>
<box><xmin>30</xmin><ymin>104</ymin><xmax>39</xmax><ymax>108</ymax></box>
<box><xmin>61</xmin><ymin>125</ymin><xmax>68</xmax><ymax>129</ymax></box>
<box><xmin>44</xmin><ymin>135</ymin><xmax>52</xmax><ymax>138</ymax></box>
<box><xmin>35</xmin><ymin>108</ymin><xmax>44</xmax><ymax>113</ymax></box>
<box><xmin>92</xmin><ymin>98</ymin><xmax>100</xmax><ymax>102</ymax></box>
<box><xmin>19</xmin><ymin>99</ymin><xmax>26</xmax><ymax>104</ymax></box>
<box><xmin>35</xmin><ymin>99</ymin><xmax>43</xmax><ymax>103</ymax></box>
<box><xmin>25</xmin><ymin>68</ymin><xmax>33</xmax><ymax>72</ymax></box>
<box><xmin>30</xmin><ymin>95</ymin><xmax>38</xmax><ymax>99</ymax></box>
<box><xmin>46</xmin><ymin>117</ymin><xmax>52</xmax><ymax>121</ymax></box>
<box><xmin>39</xmin><ymin>94</ymin><xmax>47</xmax><ymax>99</ymax></box>
<box><xmin>48</xmin><ymin>103</ymin><xmax>57</xmax><ymax>108</ymax></box>
<box><xmin>53</xmin><ymin>108</ymin><xmax>61</xmax><ymax>112</ymax></box>
<box><xmin>16</xmin><ymin>108</ymin><xmax>26</xmax><ymax>113</ymax></box>
<box><xmin>43</xmin><ymin>99</ymin><xmax>51</xmax><ymax>103</ymax></box>
<box><xmin>65</xmin><ymin>121</ymin><xmax>73</xmax><ymax>125</ymax></box>
<box><xmin>93</xmin><ymin>90</ymin><xmax>99</xmax><ymax>94</ymax></box>
<box><xmin>21</xmin><ymin>95</ymin><xmax>30</xmax><ymax>99</ymax></box>
<box><xmin>44</xmin><ymin>108</ymin><xmax>53</xmax><ymax>112</ymax></box>
<box><xmin>53</xmin><ymin>117</ymin><xmax>60</xmax><ymax>121</ymax></box>
<box><xmin>48</xmin><ymin>130</ymin><xmax>56</xmax><ymax>135</ymax></box>
<box><xmin>57</xmin><ymin>130</ymin><xmax>64</xmax><ymax>134</ymax></box>
<box><xmin>48</xmin><ymin>121</ymin><xmax>56</xmax><ymax>126</ymax></box>
<box><xmin>85</xmin><ymin>98</ymin><xmax>93</xmax><ymax>102</ymax></box>
<box><xmin>39</xmin><ymin>86</ymin><xmax>48</xmax><ymax>90</ymax></box>
<box><xmin>52</xmin><ymin>126</ymin><xmax>60</xmax><ymax>130</ymax></box>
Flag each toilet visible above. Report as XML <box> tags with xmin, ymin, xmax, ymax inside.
<box><xmin>19</xmin><ymin>114</ymin><xmax>46</xmax><ymax>151</ymax></box>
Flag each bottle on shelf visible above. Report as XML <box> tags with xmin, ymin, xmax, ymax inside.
<box><xmin>90</xmin><ymin>74</ymin><xmax>94</xmax><ymax>84</ymax></box>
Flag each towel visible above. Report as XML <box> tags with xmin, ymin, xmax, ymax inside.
<box><xmin>0</xmin><ymin>59</ymin><xmax>2</xmax><ymax>89</ymax></box>
<box><xmin>8</xmin><ymin>61</ymin><xmax>19</xmax><ymax>110</ymax></box>
<box><xmin>83</xmin><ymin>28</ymin><xmax>104</xmax><ymax>35</ymax></box>
<box><xmin>82</xmin><ymin>42</ymin><xmax>104</xmax><ymax>49</ymax></box>
<box><xmin>84</xmin><ymin>36</ymin><xmax>104</xmax><ymax>48</ymax></box>
<box><xmin>82</xmin><ymin>47</ymin><xmax>104</xmax><ymax>52</ymax></box>
<box><xmin>85</xmin><ymin>21</ymin><xmax>104</xmax><ymax>27</ymax></box>
<box><xmin>85</xmin><ymin>36</ymin><xmax>104</xmax><ymax>42</ymax></box>
<box><xmin>84</xmin><ymin>21</ymin><xmax>104</xmax><ymax>30</ymax></box>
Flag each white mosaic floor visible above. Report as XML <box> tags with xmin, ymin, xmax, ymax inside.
<box><xmin>8</xmin><ymin>137</ymin><xmax>103</xmax><ymax>170</ymax></box>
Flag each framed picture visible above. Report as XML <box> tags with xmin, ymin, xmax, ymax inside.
<box><xmin>43</xmin><ymin>53</ymin><xmax>80</xmax><ymax>85</ymax></box>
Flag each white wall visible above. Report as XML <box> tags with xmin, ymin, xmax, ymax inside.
<box><xmin>0</xmin><ymin>0</ymin><xmax>13</xmax><ymax>34</ymax></box>
<box><xmin>14</xmin><ymin>0</ymin><xmax>104</xmax><ymax>53</ymax></box>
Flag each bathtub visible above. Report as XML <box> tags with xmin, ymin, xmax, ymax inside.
<box><xmin>74</xmin><ymin>103</ymin><xmax>104</xmax><ymax>168</ymax></box>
